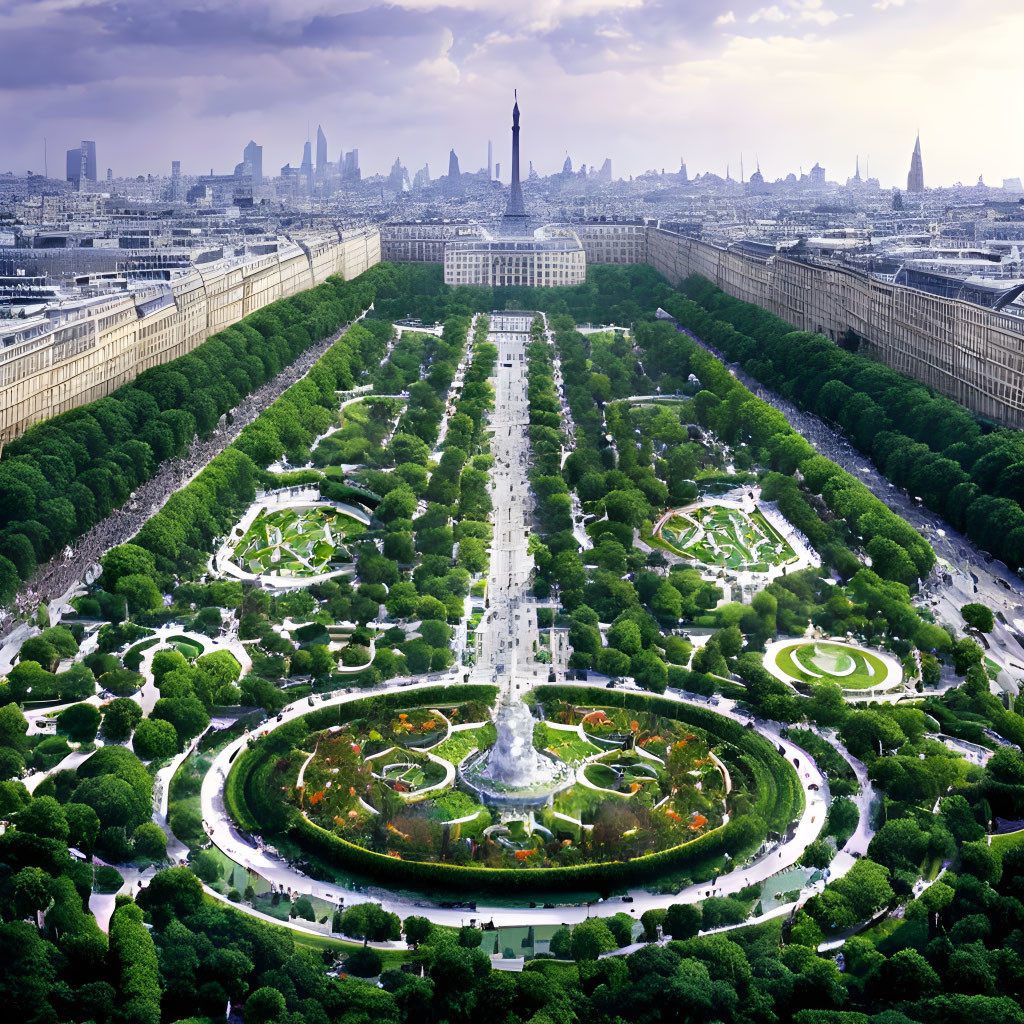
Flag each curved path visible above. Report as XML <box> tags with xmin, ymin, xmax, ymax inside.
<box><xmin>196</xmin><ymin>676</ymin><xmax>871</xmax><ymax>929</ymax></box>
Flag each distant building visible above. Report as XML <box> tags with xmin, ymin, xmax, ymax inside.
<box><xmin>316</xmin><ymin>125</ymin><xmax>328</xmax><ymax>180</ymax></box>
<box><xmin>444</xmin><ymin>149</ymin><xmax>463</xmax><ymax>198</ymax></box>
<box><xmin>341</xmin><ymin>149</ymin><xmax>360</xmax><ymax>182</ymax></box>
<box><xmin>300</xmin><ymin>140</ymin><xmax>313</xmax><ymax>191</ymax></box>
<box><xmin>907</xmin><ymin>134</ymin><xmax>924</xmax><ymax>193</ymax></box>
<box><xmin>244</xmin><ymin>140</ymin><xmax>263</xmax><ymax>185</ymax></box>
<box><xmin>442</xmin><ymin>96</ymin><xmax>585</xmax><ymax>288</ymax></box>
<box><xmin>65</xmin><ymin>141</ymin><xmax>97</xmax><ymax>186</ymax></box>
<box><xmin>387</xmin><ymin>158</ymin><xmax>410</xmax><ymax>193</ymax></box>
<box><xmin>809</xmin><ymin>162</ymin><xmax>826</xmax><ymax>186</ymax></box>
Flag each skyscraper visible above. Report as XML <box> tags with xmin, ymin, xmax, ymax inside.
<box><xmin>244</xmin><ymin>140</ymin><xmax>263</xmax><ymax>184</ymax></box>
<box><xmin>444</xmin><ymin>149</ymin><xmax>462</xmax><ymax>197</ymax></box>
<box><xmin>504</xmin><ymin>93</ymin><xmax>528</xmax><ymax>225</ymax></box>
<box><xmin>316</xmin><ymin>125</ymin><xmax>327</xmax><ymax>179</ymax></box>
<box><xmin>341</xmin><ymin>149</ymin><xmax>360</xmax><ymax>181</ymax></box>
<box><xmin>907</xmin><ymin>134</ymin><xmax>924</xmax><ymax>193</ymax></box>
<box><xmin>65</xmin><ymin>141</ymin><xmax>96</xmax><ymax>185</ymax></box>
<box><xmin>300</xmin><ymin>140</ymin><xmax>313</xmax><ymax>192</ymax></box>
<box><xmin>171</xmin><ymin>160</ymin><xmax>182</xmax><ymax>201</ymax></box>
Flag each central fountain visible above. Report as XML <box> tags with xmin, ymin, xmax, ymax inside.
<box><xmin>459</xmin><ymin>690</ymin><xmax>572</xmax><ymax>807</ymax></box>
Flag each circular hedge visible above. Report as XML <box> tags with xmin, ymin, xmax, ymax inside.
<box><xmin>224</xmin><ymin>685</ymin><xmax>805</xmax><ymax>894</ymax></box>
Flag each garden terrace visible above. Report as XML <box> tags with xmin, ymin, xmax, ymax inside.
<box><xmin>224</xmin><ymin>684</ymin><xmax>801</xmax><ymax>893</ymax></box>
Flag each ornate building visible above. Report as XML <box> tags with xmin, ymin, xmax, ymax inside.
<box><xmin>441</xmin><ymin>96</ymin><xmax>586</xmax><ymax>288</ymax></box>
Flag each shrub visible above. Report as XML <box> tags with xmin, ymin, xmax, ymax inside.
<box><xmin>93</xmin><ymin>865</ymin><xmax>124</xmax><ymax>893</ymax></box>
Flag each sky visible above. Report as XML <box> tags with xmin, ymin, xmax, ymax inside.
<box><xmin>0</xmin><ymin>0</ymin><xmax>1020</xmax><ymax>188</ymax></box>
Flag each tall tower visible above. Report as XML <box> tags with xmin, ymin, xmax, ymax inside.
<box><xmin>300</xmin><ymin>140</ymin><xmax>313</xmax><ymax>192</ymax></box>
<box><xmin>316</xmin><ymin>125</ymin><xmax>327</xmax><ymax>179</ymax></box>
<box><xmin>907</xmin><ymin>134</ymin><xmax>924</xmax><ymax>193</ymax></box>
<box><xmin>504</xmin><ymin>92</ymin><xmax>528</xmax><ymax>224</ymax></box>
<box><xmin>487</xmin><ymin>139</ymin><xmax>493</xmax><ymax>180</ymax></box>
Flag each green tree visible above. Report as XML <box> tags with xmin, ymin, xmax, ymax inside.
<box><xmin>133</xmin><ymin>718</ymin><xmax>180</xmax><ymax>760</ymax></box>
<box><xmin>116</xmin><ymin>574</ymin><xmax>163</xmax><ymax>613</ymax></box>
<box><xmin>132</xmin><ymin>822</ymin><xmax>168</xmax><ymax>861</ymax></box>
<box><xmin>244</xmin><ymin>987</ymin><xmax>286</xmax><ymax>1024</ymax></box>
<box><xmin>16</xmin><ymin>795</ymin><xmax>69</xmax><ymax>841</ymax></box>
<box><xmin>665</xmin><ymin>902</ymin><xmax>702</xmax><ymax>940</ymax></box>
<box><xmin>961</xmin><ymin>602</ymin><xmax>994</xmax><ymax>633</ymax></box>
<box><xmin>403</xmin><ymin>915</ymin><xmax>434</xmax><ymax>948</ymax></box>
<box><xmin>569</xmin><ymin>918</ymin><xmax>616</xmax><ymax>961</ymax></box>
<box><xmin>57</xmin><ymin>702</ymin><xmax>101</xmax><ymax>742</ymax></box>
<box><xmin>102</xmin><ymin>697</ymin><xmax>143</xmax><ymax>742</ymax></box>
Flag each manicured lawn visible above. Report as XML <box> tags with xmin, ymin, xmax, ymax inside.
<box><xmin>168</xmin><ymin>635</ymin><xmax>204</xmax><ymax>659</ymax></box>
<box><xmin>536</xmin><ymin>724</ymin><xmax>601</xmax><ymax>764</ymax></box>
<box><xmin>430</xmin><ymin>723</ymin><xmax>496</xmax><ymax>764</ymax></box>
<box><xmin>775</xmin><ymin>641</ymin><xmax>892</xmax><ymax>690</ymax></box>
<box><xmin>991</xmin><ymin>828</ymin><xmax>1024</xmax><ymax>854</ymax></box>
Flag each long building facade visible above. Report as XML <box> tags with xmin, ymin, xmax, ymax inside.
<box><xmin>646</xmin><ymin>226</ymin><xmax>1024</xmax><ymax>428</ymax></box>
<box><xmin>0</xmin><ymin>226</ymin><xmax>380</xmax><ymax>442</ymax></box>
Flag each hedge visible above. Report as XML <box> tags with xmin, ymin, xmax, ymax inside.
<box><xmin>224</xmin><ymin>684</ymin><xmax>799</xmax><ymax>893</ymax></box>
<box><xmin>288</xmin><ymin>807</ymin><xmax>737</xmax><ymax>893</ymax></box>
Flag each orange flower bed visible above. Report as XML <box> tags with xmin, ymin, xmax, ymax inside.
<box><xmin>309</xmin><ymin>790</ymin><xmax>325</xmax><ymax>806</ymax></box>
<box><xmin>688</xmin><ymin>814</ymin><xmax>708</xmax><ymax>831</ymax></box>
<box><xmin>514</xmin><ymin>849</ymin><xmax>535</xmax><ymax>861</ymax></box>
<box><xmin>665</xmin><ymin>810</ymin><xmax>683</xmax><ymax>821</ymax></box>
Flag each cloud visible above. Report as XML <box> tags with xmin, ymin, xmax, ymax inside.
<box><xmin>748</xmin><ymin>5</ymin><xmax>788</xmax><ymax>23</ymax></box>
<box><xmin>0</xmin><ymin>0</ymin><xmax>1016</xmax><ymax>190</ymax></box>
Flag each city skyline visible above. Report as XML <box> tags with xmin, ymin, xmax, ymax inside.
<box><xmin>1</xmin><ymin>0</ymin><xmax>1021</xmax><ymax>187</ymax></box>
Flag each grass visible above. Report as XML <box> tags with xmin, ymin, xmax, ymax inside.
<box><xmin>167</xmin><ymin>635</ymin><xmax>204</xmax><ymax>659</ymax></box>
<box><xmin>775</xmin><ymin>641</ymin><xmax>892</xmax><ymax>690</ymax></box>
<box><xmin>991</xmin><ymin>828</ymin><xmax>1024</xmax><ymax>854</ymax></box>
<box><xmin>535</xmin><ymin>723</ymin><xmax>601</xmax><ymax>764</ymax></box>
<box><xmin>430</xmin><ymin>723</ymin><xmax>497</xmax><ymax>764</ymax></box>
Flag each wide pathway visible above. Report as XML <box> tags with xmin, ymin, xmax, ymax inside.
<box><xmin>471</xmin><ymin>313</ymin><xmax>542</xmax><ymax>694</ymax></box>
